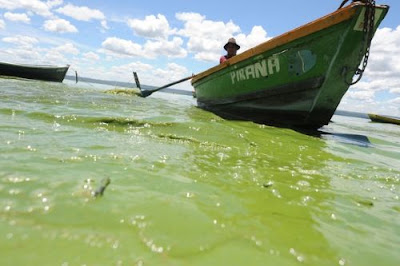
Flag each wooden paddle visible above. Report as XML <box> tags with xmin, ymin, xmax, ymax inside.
<box><xmin>134</xmin><ymin>72</ymin><xmax>194</xmax><ymax>98</ymax></box>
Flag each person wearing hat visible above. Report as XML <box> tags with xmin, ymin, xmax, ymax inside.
<box><xmin>220</xmin><ymin>37</ymin><xmax>240</xmax><ymax>64</ymax></box>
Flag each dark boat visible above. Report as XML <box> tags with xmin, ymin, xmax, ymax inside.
<box><xmin>0</xmin><ymin>62</ymin><xmax>70</xmax><ymax>82</ymax></box>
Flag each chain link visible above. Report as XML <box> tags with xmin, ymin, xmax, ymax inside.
<box><xmin>344</xmin><ymin>0</ymin><xmax>376</xmax><ymax>85</ymax></box>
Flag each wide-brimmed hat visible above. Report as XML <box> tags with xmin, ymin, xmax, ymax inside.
<box><xmin>224</xmin><ymin>38</ymin><xmax>240</xmax><ymax>51</ymax></box>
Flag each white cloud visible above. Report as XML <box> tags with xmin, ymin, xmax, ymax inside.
<box><xmin>2</xmin><ymin>47</ymin><xmax>41</xmax><ymax>62</ymax></box>
<box><xmin>2</xmin><ymin>35</ymin><xmax>38</xmax><ymax>47</ymax></box>
<box><xmin>362</xmin><ymin>26</ymin><xmax>400</xmax><ymax>80</ymax></box>
<box><xmin>43</xmin><ymin>18</ymin><xmax>78</xmax><ymax>33</ymax></box>
<box><xmin>346</xmin><ymin>89</ymin><xmax>375</xmax><ymax>102</ymax></box>
<box><xmin>144</xmin><ymin>37</ymin><xmax>187</xmax><ymax>58</ymax></box>
<box><xmin>340</xmin><ymin>26</ymin><xmax>400</xmax><ymax>116</ymax></box>
<box><xmin>177</xmin><ymin>12</ymin><xmax>240</xmax><ymax>57</ymax></box>
<box><xmin>101</xmin><ymin>36</ymin><xmax>187</xmax><ymax>59</ymax></box>
<box><xmin>110</xmin><ymin>61</ymin><xmax>153</xmax><ymax>76</ymax></box>
<box><xmin>44</xmin><ymin>49</ymin><xmax>67</xmax><ymax>62</ymax></box>
<box><xmin>0</xmin><ymin>0</ymin><xmax>56</xmax><ymax>17</ymax></box>
<box><xmin>0</xmin><ymin>19</ymin><xmax>5</xmax><ymax>29</ymax></box>
<box><xmin>127</xmin><ymin>14</ymin><xmax>172</xmax><ymax>40</ymax></box>
<box><xmin>176</xmin><ymin>12</ymin><xmax>268</xmax><ymax>62</ymax></box>
<box><xmin>73</xmin><ymin>61</ymin><xmax>154</xmax><ymax>83</ymax></box>
<box><xmin>54</xmin><ymin>43</ymin><xmax>79</xmax><ymax>55</ymax></box>
<box><xmin>234</xmin><ymin>26</ymin><xmax>270</xmax><ymax>51</ymax></box>
<box><xmin>56</xmin><ymin>4</ymin><xmax>105</xmax><ymax>21</ymax></box>
<box><xmin>101</xmin><ymin>20</ymin><xmax>109</xmax><ymax>30</ymax></box>
<box><xmin>106</xmin><ymin>61</ymin><xmax>189</xmax><ymax>87</ymax></box>
<box><xmin>4</xmin><ymin>12</ymin><xmax>31</xmax><ymax>23</ymax></box>
<box><xmin>153</xmin><ymin>63</ymin><xmax>189</xmax><ymax>82</ymax></box>
<box><xmin>46</xmin><ymin>0</ymin><xmax>63</xmax><ymax>9</ymax></box>
<box><xmin>101</xmin><ymin>37</ymin><xmax>143</xmax><ymax>57</ymax></box>
<box><xmin>83</xmin><ymin>51</ymin><xmax>100</xmax><ymax>61</ymax></box>
<box><xmin>43</xmin><ymin>43</ymin><xmax>79</xmax><ymax>64</ymax></box>
<box><xmin>389</xmin><ymin>97</ymin><xmax>400</xmax><ymax>105</ymax></box>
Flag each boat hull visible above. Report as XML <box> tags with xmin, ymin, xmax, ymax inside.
<box><xmin>0</xmin><ymin>62</ymin><xmax>70</xmax><ymax>82</ymax></box>
<box><xmin>368</xmin><ymin>114</ymin><xmax>400</xmax><ymax>125</ymax></box>
<box><xmin>192</xmin><ymin>3</ymin><xmax>389</xmax><ymax>128</ymax></box>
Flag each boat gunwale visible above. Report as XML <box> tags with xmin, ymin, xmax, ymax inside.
<box><xmin>191</xmin><ymin>3</ymin><xmax>386</xmax><ymax>85</ymax></box>
<box><xmin>0</xmin><ymin>61</ymin><xmax>70</xmax><ymax>70</ymax></box>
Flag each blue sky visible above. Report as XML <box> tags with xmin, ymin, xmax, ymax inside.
<box><xmin>0</xmin><ymin>0</ymin><xmax>399</xmax><ymax>115</ymax></box>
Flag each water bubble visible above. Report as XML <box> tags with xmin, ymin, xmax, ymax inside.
<box><xmin>52</xmin><ymin>121</ymin><xmax>60</xmax><ymax>131</ymax></box>
<box><xmin>302</xmin><ymin>196</ymin><xmax>313</xmax><ymax>205</ymax></box>
<box><xmin>297</xmin><ymin>180</ymin><xmax>310</xmax><ymax>187</ymax></box>
<box><xmin>339</xmin><ymin>258</ymin><xmax>346</xmax><ymax>265</ymax></box>
<box><xmin>112</xmin><ymin>241</ymin><xmax>119</xmax><ymax>249</ymax></box>
<box><xmin>270</xmin><ymin>249</ymin><xmax>275</xmax><ymax>255</ymax></box>
<box><xmin>272</xmin><ymin>189</ymin><xmax>282</xmax><ymax>198</ymax></box>
<box><xmin>217</xmin><ymin>152</ymin><xmax>228</xmax><ymax>162</ymax></box>
<box><xmin>136</xmin><ymin>259</ymin><xmax>144</xmax><ymax>266</ymax></box>
<box><xmin>331</xmin><ymin>214</ymin><xmax>337</xmax><ymax>220</ymax></box>
<box><xmin>290</xmin><ymin>248</ymin><xmax>296</xmax><ymax>255</ymax></box>
<box><xmin>9</xmin><ymin>189</ymin><xmax>21</xmax><ymax>195</ymax></box>
<box><xmin>27</xmin><ymin>145</ymin><xmax>36</xmax><ymax>151</ymax></box>
<box><xmin>247</xmin><ymin>236</ymin><xmax>261</xmax><ymax>246</ymax></box>
<box><xmin>152</xmin><ymin>245</ymin><xmax>163</xmax><ymax>253</ymax></box>
<box><xmin>289</xmin><ymin>248</ymin><xmax>304</xmax><ymax>262</ymax></box>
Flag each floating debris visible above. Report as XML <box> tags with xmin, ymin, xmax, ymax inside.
<box><xmin>92</xmin><ymin>177</ymin><xmax>111</xmax><ymax>198</ymax></box>
<box><xmin>104</xmin><ymin>88</ymin><xmax>141</xmax><ymax>96</ymax></box>
<box><xmin>355</xmin><ymin>198</ymin><xmax>374</xmax><ymax>207</ymax></box>
<box><xmin>263</xmin><ymin>181</ymin><xmax>274</xmax><ymax>188</ymax></box>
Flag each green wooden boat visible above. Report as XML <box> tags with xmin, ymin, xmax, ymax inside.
<box><xmin>0</xmin><ymin>62</ymin><xmax>70</xmax><ymax>82</ymax></box>
<box><xmin>191</xmin><ymin>2</ymin><xmax>389</xmax><ymax>128</ymax></box>
<box><xmin>368</xmin><ymin>113</ymin><xmax>400</xmax><ymax>125</ymax></box>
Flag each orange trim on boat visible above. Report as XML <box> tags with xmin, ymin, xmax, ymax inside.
<box><xmin>192</xmin><ymin>3</ymin><xmax>365</xmax><ymax>84</ymax></box>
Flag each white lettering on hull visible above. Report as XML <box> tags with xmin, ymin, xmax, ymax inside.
<box><xmin>230</xmin><ymin>56</ymin><xmax>281</xmax><ymax>85</ymax></box>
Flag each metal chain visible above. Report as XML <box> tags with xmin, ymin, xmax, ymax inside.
<box><xmin>345</xmin><ymin>0</ymin><xmax>376</xmax><ymax>85</ymax></box>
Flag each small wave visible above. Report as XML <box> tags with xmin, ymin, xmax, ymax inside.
<box><xmin>104</xmin><ymin>88</ymin><xmax>141</xmax><ymax>96</ymax></box>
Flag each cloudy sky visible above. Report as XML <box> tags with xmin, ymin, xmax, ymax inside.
<box><xmin>0</xmin><ymin>0</ymin><xmax>399</xmax><ymax>115</ymax></box>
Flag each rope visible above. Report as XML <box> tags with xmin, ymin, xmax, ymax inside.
<box><xmin>70</xmin><ymin>67</ymin><xmax>79</xmax><ymax>83</ymax></box>
<box><xmin>342</xmin><ymin>0</ymin><xmax>376</xmax><ymax>85</ymax></box>
<box><xmin>338</xmin><ymin>0</ymin><xmax>351</xmax><ymax>9</ymax></box>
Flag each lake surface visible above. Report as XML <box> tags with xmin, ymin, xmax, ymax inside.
<box><xmin>1</xmin><ymin>78</ymin><xmax>399</xmax><ymax>265</ymax></box>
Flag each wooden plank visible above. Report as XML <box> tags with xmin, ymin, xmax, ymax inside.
<box><xmin>192</xmin><ymin>3</ymin><xmax>362</xmax><ymax>84</ymax></box>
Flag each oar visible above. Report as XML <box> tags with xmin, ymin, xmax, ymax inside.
<box><xmin>133</xmin><ymin>72</ymin><xmax>194</xmax><ymax>98</ymax></box>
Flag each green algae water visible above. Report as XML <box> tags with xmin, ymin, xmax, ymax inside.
<box><xmin>1</xmin><ymin>78</ymin><xmax>399</xmax><ymax>266</ymax></box>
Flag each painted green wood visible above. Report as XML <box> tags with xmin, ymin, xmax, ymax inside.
<box><xmin>192</xmin><ymin>5</ymin><xmax>389</xmax><ymax>128</ymax></box>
